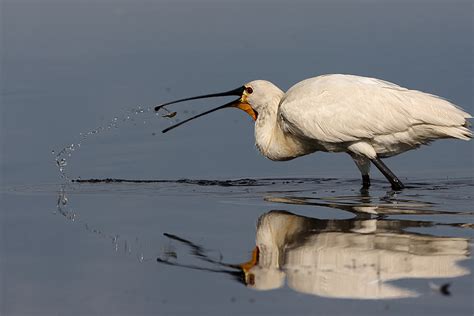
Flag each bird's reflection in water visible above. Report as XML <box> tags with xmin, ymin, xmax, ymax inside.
<box><xmin>264</xmin><ymin>192</ymin><xmax>473</xmax><ymax>217</ymax></box>
<box><xmin>159</xmin><ymin>209</ymin><xmax>471</xmax><ymax>300</ymax></box>
<box><xmin>241</xmin><ymin>210</ymin><xmax>469</xmax><ymax>299</ymax></box>
<box><xmin>54</xmin><ymin>185</ymin><xmax>471</xmax><ymax>300</ymax></box>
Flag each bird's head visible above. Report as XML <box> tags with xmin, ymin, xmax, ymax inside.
<box><xmin>155</xmin><ymin>80</ymin><xmax>282</xmax><ymax>133</ymax></box>
<box><xmin>243</xmin><ymin>80</ymin><xmax>283</xmax><ymax>115</ymax></box>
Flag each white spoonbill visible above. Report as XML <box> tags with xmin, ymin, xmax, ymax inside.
<box><xmin>155</xmin><ymin>74</ymin><xmax>472</xmax><ymax>190</ymax></box>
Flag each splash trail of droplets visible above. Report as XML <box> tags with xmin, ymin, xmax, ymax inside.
<box><xmin>52</xmin><ymin>105</ymin><xmax>176</xmax><ymax>180</ymax></box>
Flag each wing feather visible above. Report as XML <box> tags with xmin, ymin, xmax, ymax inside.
<box><xmin>279</xmin><ymin>75</ymin><xmax>471</xmax><ymax>143</ymax></box>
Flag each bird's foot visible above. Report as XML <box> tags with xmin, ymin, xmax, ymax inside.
<box><xmin>390</xmin><ymin>179</ymin><xmax>405</xmax><ymax>191</ymax></box>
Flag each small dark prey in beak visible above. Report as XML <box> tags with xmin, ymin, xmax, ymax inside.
<box><xmin>154</xmin><ymin>86</ymin><xmax>248</xmax><ymax>133</ymax></box>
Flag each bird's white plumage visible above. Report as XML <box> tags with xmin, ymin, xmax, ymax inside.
<box><xmin>162</xmin><ymin>73</ymin><xmax>472</xmax><ymax>188</ymax></box>
<box><xmin>280</xmin><ymin>75</ymin><xmax>471</xmax><ymax>153</ymax></box>
<box><xmin>245</xmin><ymin>74</ymin><xmax>471</xmax><ymax>162</ymax></box>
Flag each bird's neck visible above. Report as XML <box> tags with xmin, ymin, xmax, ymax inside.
<box><xmin>254</xmin><ymin>92</ymin><xmax>313</xmax><ymax>161</ymax></box>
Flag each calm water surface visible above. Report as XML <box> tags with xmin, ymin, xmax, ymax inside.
<box><xmin>1</xmin><ymin>179</ymin><xmax>473</xmax><ymax>315</ymax></box>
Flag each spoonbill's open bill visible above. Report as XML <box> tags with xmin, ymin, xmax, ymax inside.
<box><xmin>155</xmin><ymin>74</ymin><xmax>472</xmax><ymax>190</ymax></box>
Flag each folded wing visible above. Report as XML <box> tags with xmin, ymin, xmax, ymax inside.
<box><xmin>279</xmin><ymin>75</ymin><xmax>471</xmax><ymax>144</ymax></box>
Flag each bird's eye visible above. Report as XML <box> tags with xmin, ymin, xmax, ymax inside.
<box><xmin>245</xmin><ymin>87</ymin><xmax>253</xmax><ymax>94</ymax></box>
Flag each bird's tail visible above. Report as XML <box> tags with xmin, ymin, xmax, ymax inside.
<box><xmin>414</xmin><ymin>122</ymin><xmax>472</xmax><ymax>141</ymax></box>
<box><xmin>452</xmin><ymin>126</ymin><xmax>472</xmax><ymax>140</ymax></box>
<box><xmin>460</xmin><ymin>115</ymin><xmax>473</xmax><ymax>140</ymax></box>
<box><xmin>453</xmin><ymin>111</ymin><xmax>472</xmax><ymax>140</ymax></box>
<box><xmin>441</xmin><ymin>123</ymin><xmax>472</xmax><ymax>141</ymax></box>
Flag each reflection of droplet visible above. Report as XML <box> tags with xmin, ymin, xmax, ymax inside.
<box><xmin>164</xmin><ymin>251</ymin><xmax>177</xmax><ymax>259</ymax></box>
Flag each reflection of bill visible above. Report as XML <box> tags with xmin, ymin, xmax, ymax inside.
<box><xmin>241</xmin><ymin>211</ymin><xmax>470</xmax><ymax>299</ymax></box>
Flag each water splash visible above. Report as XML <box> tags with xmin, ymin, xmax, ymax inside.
<box><xmin>52</xmin><ymin>105</ymin><xmax>176</xmax><ymax>180</ymax></box>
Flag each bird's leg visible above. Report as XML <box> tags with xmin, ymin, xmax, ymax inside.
<box><xmin>370</xmin><ymin>157</ymin><xmax>405</xmax><ymax>190</ymax></box>
<box><xmin>350</xmin><ymin>154</ymin><xmax>371</xmax><ymax>189</ymax></box>
<box><xmin>362</xmin><ymin>175</ymin><xmax>371</xmax><ymax>188</ymax></box>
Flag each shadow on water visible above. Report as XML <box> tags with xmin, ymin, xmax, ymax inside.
<box><xmin>264</xmin><ymin>195</ymin><xmax>474</xmax><ymax>218</ymax></box>
<box><xmin>53</xmin><ymin>178</ymin><xmax>473</xmax><ymax>300</ymax></box>
<box><xmin>71</xmin><ymin>177</ymin><xmax>336</xmax><ymax>187</ymax></box>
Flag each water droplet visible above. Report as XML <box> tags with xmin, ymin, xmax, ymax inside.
<box><xmin>57</xmin><ymin>158</ymin><xmax>67</xmax><ymax>167</ymax></box>
<box><xmin>51</xmin><ymin>150</ymin><xmax>55</xmax><ymax>155</ymax></box>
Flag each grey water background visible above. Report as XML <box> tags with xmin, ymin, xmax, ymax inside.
<box><xmin>1</xmin><ymin>1</ymin><xmax>473</xmax><ymax>315</ymax></box>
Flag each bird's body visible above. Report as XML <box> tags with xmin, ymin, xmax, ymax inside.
<box><xmin>156</xmin><ymin>74</ymin><xmax>472</xmax><ymax>190</ymax></box>
<box><xmin>252</xmin><ymin>75</ymin><xmax>471</xmax><ymax>162</ymax></box>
